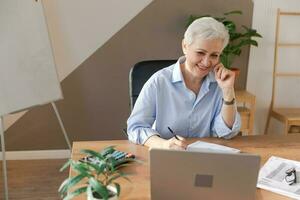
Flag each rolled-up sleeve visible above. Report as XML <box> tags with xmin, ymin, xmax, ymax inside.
<box><xmin>127</xmin><ymin>77</ymin><xmax>160</xmax><ymax>145</ymax></box>
<box><xmin>211</xmin><ymin>96</ymin><xmax>241</xmax><ymax>139</ymax></box>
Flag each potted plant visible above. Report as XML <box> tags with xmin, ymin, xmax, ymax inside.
<box><xmin>187</xmin><ymin>10</ymin><xmax>262</xmax><ymax>74</ymax></box>
<box><xmin>58</xmin><ymin>146</ymin><xmax>136</xmax><ymax>200</ymax></box>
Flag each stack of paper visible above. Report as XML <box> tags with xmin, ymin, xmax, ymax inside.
<box><xmin>187</xmin><ymin>141</ymin><xmax>240</xmax><ymax>153</ymax></box>
<box><xmin>257</xmin><ymin>156</ymin><xmax>300</xmax><ymax>199</ymax></box>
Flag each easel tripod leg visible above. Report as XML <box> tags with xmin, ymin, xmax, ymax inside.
<box><xmin>51</xmin><ymin>102</ymin><xmax>72</xmax><ymax>150</ymax></box>
<box><xmin>0</xmin><ymin>117</ymin><xmax>9</xmax><ymax>200</ymax></box>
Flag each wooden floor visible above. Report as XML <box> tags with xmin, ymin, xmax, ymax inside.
<box><xmin>0</xmin><ymin>159</ymin><xmax>68</xmax><ymax>200</ymax></box>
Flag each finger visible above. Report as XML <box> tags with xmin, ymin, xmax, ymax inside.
<box><xmin>170</xmin><ymin>144</ymin><xmax>185</xmax><ymax>150</ymax></box>
<box><xmin>163</xmin><ymin>138</ymin><xmax>176</xmax><ymax>149</ymax></box>
<box><xmin>176</xmin><ymin>136</ymin><xmax>188</xmax><ymax>149</ymax></box>
<box><xmin>214</xmin><ymin>66</ymin><xmax>219</xmax><ymax>78</ymax></box>
<box><xmin>217</xmin><ymin>66</ymin><xmax>222</xmax><ymax>79</ymax></box>
<box><xmin>221</xmin><ymin>69</ymin><xmax>229</xmax><ymax>81</ymax></box>
<box><xmin>213</xmin><ymin>61</ymin><xmax>221</xmax><ymax>70</ymax></box>
<box><xmin>168</xmin><ymin>137</ymin><xmax>180</xmax><ymax>145</ymax></box>
<box><xmin>214</xmin><ymin>68</ymin><xmax>219</xmax><ymax>80</ymax></box>
<box><xmin>214</xmin><ymin>64</ymin><xmax>220</xmax><ymax>74</ymax></box>
<box><xmin>176</xmin><ymin>135</ymin><xmax>186</xmax><ymax>141</ymax></box>
<box><xmin>174</xmin><ymin>139</ymin><xmax>187</xmax><ymax>149</ymax></box>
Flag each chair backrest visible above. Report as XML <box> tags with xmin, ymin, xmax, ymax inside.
<box><xmin>129</xmin><ymin>60</ymin><xmax>177</xmax><ymax>110</ymax></box>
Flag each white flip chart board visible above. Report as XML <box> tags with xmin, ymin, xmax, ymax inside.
<box><xmin>0</xmin><ymin>0</ymin><xmax>62</xmax><ymax>116</ymax></box>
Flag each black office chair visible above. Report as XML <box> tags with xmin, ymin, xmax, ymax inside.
<box><xmin>129</xmin><ymin>60</ymin><xmax>177</xmax><ymax>111</ymax></box>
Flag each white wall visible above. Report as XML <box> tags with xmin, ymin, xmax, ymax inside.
<box><xmin>247</xmin><ymin>0</ymin><xmax>300</xmax><ymax>134</ymax></box>
<box><xmin>3</xmin><ymin>0</ymin><xmax>152</xmax><ymax>131</ymax></box>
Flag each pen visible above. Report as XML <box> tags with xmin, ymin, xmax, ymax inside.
<box><xmin>167</xmin><ymin>127</ymin><xmax>180</xmax><ymax>140</ymax></box>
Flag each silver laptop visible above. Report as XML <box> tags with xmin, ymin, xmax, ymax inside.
<box><xmin>150</xmin><ymin>149</ymin><xmax>260</xmax><ymax>200</ymax></box>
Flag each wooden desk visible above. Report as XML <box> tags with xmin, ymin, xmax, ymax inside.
<box><xmin>71</xmin><ymin>134</ymin><xmax>300</xmax><ymax>200</ymax></box>
<box><xmin>236</xmin><ymin>90</ymin><xmax>256</xmax><ymax>135</ymax></box>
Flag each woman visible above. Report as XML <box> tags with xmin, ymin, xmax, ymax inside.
<box><xmin>127</xmin><ymin>17</ymin><xmax>241</xmax><ymax>150</ymax></box>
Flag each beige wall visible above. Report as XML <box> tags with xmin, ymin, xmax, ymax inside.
<box><xmin>5</xmin><ymin>0</ymin><xmax>253</xmax><ymax>151</ymax></box>
<box><xmin>247</xmin><ymin>0</ymin><xmax>300</xmax><ymax>134</ymax></box>
<box><xmin>42</xmin><ymin>0</ymin><xmax>153</xmax><ymax>81</ymax></box>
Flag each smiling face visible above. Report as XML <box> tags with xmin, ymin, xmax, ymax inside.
<box><xmin>182</xmin><ymin>37</ymin><xmax>224</xmax><ymax>80</ymax></box>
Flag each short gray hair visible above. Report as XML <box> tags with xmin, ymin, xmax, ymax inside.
<box><xmin>184</xmin><ymin>17</ymin><xmax>229</xmax><ymax>49</ymax></box>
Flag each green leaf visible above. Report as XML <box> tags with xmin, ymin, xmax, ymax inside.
<box><xmin>224</xmin><ymin>10</ymin><xmax>242</xmax><ymax>15</ymax></box>
<box><xmin>58</xmin><ymin>178</ymin><xmax>71</xmax><ymax>196</ymax></box>
<box><xmin>114</xmin><ymin>158</ymin><xmax>136</xmax><ymax>168</ymax></box>
<box><xmin>243</xmin><ymin>31</ymin><xmax>262</xmax><ymax>38</ymax></box>
<box><xmin>71</xmin><ymin>162</ymin><xmax>91</xmax><ymax>176</ymax></box>
<box><xmin>60</xmin><ymin>159</ymin><xmax>72</xmax><ymax>172</ymax></box>
<box><xmin>241</xmin><ymin>25</ymin><xmax>259</xmax><ymax>34</ymax></box>
<box><xmin>249</xmin><ymin>39</ymin><xmax>258</xmax><ymax>46</ymax></box>
<box><xmin>186</xmin><ymin>15</ymin><xmax>196</xmax><ymax>27</ymax></box>
<box><xmin>122</xmin><ymin>175</ymin><xmax>132</xmax><ymax>183</ymax></box>
<box><xmin>84</xmin><ymin>161</ymin><xmax>104</xmax><ymax>174</ymax></box>
<box><xmin>220</xmin><ymin>55</ymin><xmax>227</xmax><ymax>68</ymax></box>
<box><xmin>59</xmin><ymin>174</ymin><xmax>87</xmax><ymax>195</ymax></box>
<box><xmin>113</xmin><ymin>183</ymin><xmax>121</xmax><ymax>196</ymax></box>
<box><xmin>100</xmin><ymin>146</ymin><xmax>116</xmax><ymax>157</ymax></box>
<box><xmin>114</xmin><ymin>163</ymin><xmax>131</xmax><ymax>170</ymax></box>
<box><xmin>223</xmin><ymin>20</ymin><xmax>236</xmax><ymax>32</ymax></box>
<box><xmin>107</xmin><ymin>173</ymin><xmax>122</xmax><ymax>185</ymax></box>
<box><xmin>250</xmin><ymin>33</ymin><xmax>262</xmax><ymax>38</ymax></box>
<box><xmin>89</xmin><ymin>177</ymin><xmax>109</xmax><ymax>199</ymax></box>
<box><xmin>253</xmin><ymin>32</ymin><xmax>262</xmax><ymax>38</ymax></box>
<box><xmin>107</xmin><ymin>171</ymin><xmax>131</xmax><ymax>185</ymax></box>
<box><xmin>220</xmin><ymin>53</ymin><xmax>234</xmax><ymax>69</ymax></box>
<box><xmin>63</xmin><ymin>187</ymin><xmax>87</xmax><ymax>200</ymax></box>
<box><xmin>214</xmin><ymin>17</ymin><xmax>226</xmax><ymax>22</ymax></box>
<box><xmin>81</xmin><ymin>149</ymin><xmax>104</xmax><ymax>160</ymax></box>
<box><xmin>98</xmin><ymin>160</ymin><xmax>107</xmax><ymax>173</ymax></box>
<box><xmin>230</xmin><ymin>33</ymin><xmax>243</xmax><ymax>41</ymax></box>
<box><xmin>107</xmin><ymin>161</ymin><xmax>116</xmax><ymax>173</ymax></box>
<box><xmin>232</xmin><ymin>48</ymin><xmax>242</xmax><ymax>56</ymax></box>
<box><xmin>198</xmin><ymin>14</ymin><xmax>211</xmax><ymax>18</ymax></box>
<box><xmin>238</xmin><ymin>39</ymin><xmax>258</xmax><ymax>47</ymax></box>
<box><xmin>87</xmin><ymin>185</ymin><xmax>94</xmax><ymax>200</ymax></box>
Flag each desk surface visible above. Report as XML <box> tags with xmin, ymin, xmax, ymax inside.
<box><xmin>71</xmin><ymin>134</ymin><xmax>300</xmax><ymax>200</ymax></box>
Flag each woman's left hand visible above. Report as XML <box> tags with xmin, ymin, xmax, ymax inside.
<box><xmin>214</xmin><ymin>63</ymin><xmax>235</xmax><ymax>89</ymax></box>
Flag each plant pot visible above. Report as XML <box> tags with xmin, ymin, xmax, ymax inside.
<box><xmin>230</xmin><ymin>67</ymin><xmax>240</xmax><ymax>78</ymax></box>
<box><xmin>89</xmin><ymin>185</ymin><xmax>118</xmax><ymax>200</ymax></box>
<box><xmin>230</xmin><ymin>67</ymin><xmax>240</xmax><ymax>88</ymax></box>
<box><xmin>91</xmin><ymin>195</ymin><xmax>118</xmax><ymax>200</ymax></box>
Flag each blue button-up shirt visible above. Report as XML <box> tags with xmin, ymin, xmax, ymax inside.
<box><xmin>127</xmin><ymin>57</ymin><xmax>241</xmax><ymax>145</ymax></box>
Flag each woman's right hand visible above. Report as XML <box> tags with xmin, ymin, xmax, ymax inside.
<box><xmin>144</xmin><ymin>135</ymin><xmax>188</xmax><ymax>150</ymax></box>
<box><xmin>162</xmin><ymin>136</ymin><xmax>187</xmax><ymax>150</ymax></box>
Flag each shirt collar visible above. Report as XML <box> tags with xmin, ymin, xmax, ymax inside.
<box><xmin>201</xmin><ymin>71</ymin><xmax>216</xmax><ymax>92</ymax></box>
<box><xmin>171</xmin><ymin>56</ymin><xmax>185</xmax><ymax>83</ymax></box>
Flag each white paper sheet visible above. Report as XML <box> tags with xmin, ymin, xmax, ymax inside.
<box><xmin>257</xmin><ymin>156</ymin><xmax>300</xmax><ymax>199</ymax></box>
<box><xmin>187</xmin><ymin>141</ymin><xmax>240</xmax><ymax>153</ymax></box>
